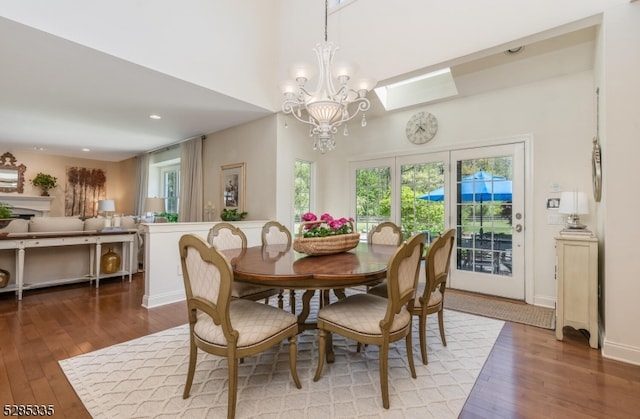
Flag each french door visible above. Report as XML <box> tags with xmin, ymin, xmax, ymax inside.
<box><xmin>351</xmin><ymin>142</ymin><xmax>525</xmax><ymax>300</ymax></box>
<box><xmin>449</xmin><ymin>143</ymin><xmax>525</xmax><ymax>300</ymax></box>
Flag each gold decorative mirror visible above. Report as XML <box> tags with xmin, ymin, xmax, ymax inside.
<box><xmin>0</xmin><ymin>152</ymin><xmax>27</xmax><ymax>193</ymax></box>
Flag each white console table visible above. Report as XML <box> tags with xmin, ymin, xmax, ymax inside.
<box><xmin>0</xmin><ymin>229</ymin><xmax>136</xmax><ymax>300</ymax></box>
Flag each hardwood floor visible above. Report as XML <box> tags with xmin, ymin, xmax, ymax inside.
<box><xmin>1</xmin><ymin>275</ymin><xmax>638</xmax><ymax>418</ymax></box>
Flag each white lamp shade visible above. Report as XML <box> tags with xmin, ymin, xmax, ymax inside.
<box><xmin>144</xmin><ymin>197</ymin><xmax>165</xmax><ymax>213</ymax></box>
<box><xmin>558</xmin><ymin>191</ymin><xmax>589</xmax><ymax>215</ymax></box>
<box><xmin>97</xmin><ymin>199</ymin><xmax>115</xmax><ymax>212</ymax></box>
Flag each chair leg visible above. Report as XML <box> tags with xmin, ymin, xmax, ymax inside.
<box><xmin>379</xmin><ymin>343</ymin><xmax>390</xmax><ymax>409</ymax></box>
<box><xmin>406</xmin><ymin>330</ymin><xmax>417</xmax><ymax>379</ymax></box>
<box><xmin>227</xmin><ymin>355</ymin><xmax>238</xmax><ymax>419</ymax></box>
<box><xmin>313</xmin><ymin>329</ymin><xmax>327</xmax><ymax>382</ymax></box>
<box><xmin>438</xmin><ymin>309</ymin><xmax>447</xmax><ymax>346</ymax></box>
<box><xmin>288</xmin><ymin>335</ymin><xmax>302</xmax><ymax>389</ymax></box>
<box><xmin>183</xmin><ymin>339</ymin><xmax>197</xmax><ymax>399</ymax></box>
<box><xmin>419</xmin><ymin>314</ymin><xmax>428</xmax><ymax>365</ymax></box>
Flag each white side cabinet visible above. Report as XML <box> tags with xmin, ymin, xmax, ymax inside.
<box><xmin>555</xmin><ymin>234</ymin><xmax>598</xmax><ymax>348</ymax></box>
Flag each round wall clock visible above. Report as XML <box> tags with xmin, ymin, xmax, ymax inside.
<box><xmin>592</xmin><ymin>137</ymin><xmax>602</xmax><ymax>202</ymax></box>
<box><xmin>406</xmin><ymin>111</ymin><xmax>438</xmax><ymax>144</ymax></box>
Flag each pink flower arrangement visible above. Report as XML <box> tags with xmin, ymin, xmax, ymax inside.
<box><xmin>300</xmin><ymin>212</ymin><xmax>354</xmax><ymax>238</ymax></box>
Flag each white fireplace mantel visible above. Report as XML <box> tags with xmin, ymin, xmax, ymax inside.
<box><xmin>0</xmin><ymin>194</ymin><xmax>54</xmax><ymax>216</ymax></box>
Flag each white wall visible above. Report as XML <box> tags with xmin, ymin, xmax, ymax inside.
<box><xmin>317</xmin><ymin>70</ymin><xmax>593</xmax><ymax>309</ymax></box>
<box><xmin>202</xmin><ymin>115</ymin><xmax>278</xmax><ymax>221</ymax></box>
<box><xmin>142</xmin><ymin>221</ymin><xmax>266</xmax><ymax>308</ymax></box>
<box><xmin>277</xmin><ymin>0</ymin><xmax>627</xmax><ymax>90</ymax></box>
<box><xmin>0</xmin><ymin>0</ymin><xmax>280</xmax><ymax>110</ymax></box>
<box><xmin>601</xmin><ymin>1</ymin><xmax>640</xmax><ymax>365</ymax></box>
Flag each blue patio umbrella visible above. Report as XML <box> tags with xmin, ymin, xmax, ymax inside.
<box><xmin>418</xmin><ymin>170</ymin><xmax>512</xmax><ymax>232</ymax></box>
<box><xmin>418</xmin><ymin>170</ymin><xmax>512</xmax><ymax>202</ymax></box>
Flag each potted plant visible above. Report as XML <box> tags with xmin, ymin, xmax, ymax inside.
<box><xmin>221</xmin><ymin>208</ymin><xmax>248</xmax><ymax>221</ymax></box>
<box><xmin>0</xmin><ymin>202</ymin><xmax>13</xmax><ymax>231</ymax></box>
<box><xmin>30</xmin><ymin>172</ymin><xmax>58</xmax><ymax>196</ymax></box>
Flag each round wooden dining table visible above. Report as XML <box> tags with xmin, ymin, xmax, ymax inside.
<box><xmin>226</xmin><ymin>242</ymin><xmax>396</xmax><ymax>288</ymax></box>
<box><xmin>222</xmin><ymin>242</ymin><xmax>399</xmax><ymax>361</ymax></box>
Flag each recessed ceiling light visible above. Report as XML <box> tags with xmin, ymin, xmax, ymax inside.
<box><xmin>81</xmin><ymin>148</ymin><xmax>90</xmax><ymax>152</ymax></box>
<box><xmin>505</xmin><ymin>46</ymin><xmax>525</xmax><ymax>55</ymax></box>
<box><xmin>149</xmin><ymin>114</ymin><xmax>162</xmax><ymax>120</ymax></box>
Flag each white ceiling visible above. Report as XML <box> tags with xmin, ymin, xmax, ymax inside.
<box><xmin>0</xmin><ymin>0</ymin><xmax>617</xmax><ymax>163</ymax></box>
<box><xmin>0</xmin><ymin>16</ymin><xmax>272</xmax><ymax>162</ymax></box>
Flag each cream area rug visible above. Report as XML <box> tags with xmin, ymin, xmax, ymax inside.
<box><xmin>59</xmin><ymin>309</ymin><xmax>503</xmax><ymax>419</ymax></box>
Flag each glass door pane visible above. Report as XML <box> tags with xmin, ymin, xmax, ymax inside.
<box><xmin>450</xmin><ymin>143</ymin><xmax>524</xmax><ymax>300</ymax></box>
<box><xmin>400</xmin><ymin>161</ymin><xmax>446</xmax><ymax>244</ymax></box>
<box><xmin>355</xmin><ymin>166</ymin><xmax>391</xmax><ymax>239</ymax></box>
<box><xmin>455</xmin><ymin>157</ymin><xmax>513</xmax><ymax>276</ymax></box>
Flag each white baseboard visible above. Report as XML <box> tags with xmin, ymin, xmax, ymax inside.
<box><xmin>533</xmin><ymin>294</ymin><xmax>556</xmax><ymax>309</ymax></box>
<box><xmin>142</xmin><ymin>290</ymin><xmax>185</xmax><ymax>308</ymax></box>
<box><xmin>601</xmin><ymin>337</ymin><xmax>640</xmax><ymax>366</ymax></box>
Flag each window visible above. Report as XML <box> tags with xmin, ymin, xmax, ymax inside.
<box><xmin>161</xmin><ymin>166</ymin><xmax>179</xmax><ymax>213</ymax></box>
<box><xmin>355</xmin><ymin>166</ymin><xmax>391</xmax><ymax>237</ymax></box>
<box><xmin>294</xmin><ymin>160</ymin><xmax>313</xmax><ymax>231</ymax></box>
<box><xmin>149</xmin><ymin>146</ymin><xmax>180</xmax><ymax>217</ymax></box>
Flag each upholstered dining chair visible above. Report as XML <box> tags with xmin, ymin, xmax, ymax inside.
<box><xmin>362</xmin><ymin>221</ymin><xmax>404</xmax><ymax>292</ymax></box>
<box><xmin>261</xmin><ymin>220</ymin><xmax>292</xmax><ymax>311</ymax></box>
<box><xmin>354</xmin><ymin>221</ymin><xmax>405</xmax><ymax>353</ymax></box>
<box><xmin>369</xmin><ymin>221</ymin><xmax>404</xmax><ymax>246</ymax></box>
<box><xmin>208</xmin><ymin>222</ymin><xmax>281</xmax><ymax>306</ymax></box>
<box><xmin>368</xmin><ymin>228</ymin><xmax>456</xmax><ymax>365</ymax></box>
<box><xmin>178</xmin><ymin>234</ymin><xmax>301</xmax><ymax>419</ymax></box>
<box><xmin>313</xmin><ymin>233</ymin><xmax>426</xmax><ymax>409</ymax></box>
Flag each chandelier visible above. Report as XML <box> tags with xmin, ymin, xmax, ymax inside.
<box><xmin>281</xmin><ymin>0</ymin><xmax>376</xmax><ymax>153</ymax></box>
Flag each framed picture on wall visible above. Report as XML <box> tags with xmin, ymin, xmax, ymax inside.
<box><xmin>221</xmin><ymin>162</ymin><xmax>245</xmax><ymax>212</ymax></box>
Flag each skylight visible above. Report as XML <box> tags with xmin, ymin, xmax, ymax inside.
<box><xmin>374</xmin><ymin>68</ymin><xmax>458</xmax><ymax>111</ymax></box>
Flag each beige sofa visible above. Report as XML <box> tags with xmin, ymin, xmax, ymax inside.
<box><xmin>0</xmin><ymin>216</ymin><xmax>141</xmax><ymax>295</ymax></box>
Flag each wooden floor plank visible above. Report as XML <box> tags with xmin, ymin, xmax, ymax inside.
<box><xmin>1</xmin><ymin>274</ymin><xmax>639</xmax><ymax>418</ymax></box>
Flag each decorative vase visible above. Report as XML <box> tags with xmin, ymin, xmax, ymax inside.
<box><xmin>101</xmin><ymin>248</ymin><xmax>121</xmax><ymax>274</ymax></box>
<box><xmin>0</xmin><ymin>268</ymin><xmax>10</xmax><ymax>288</ymax></box>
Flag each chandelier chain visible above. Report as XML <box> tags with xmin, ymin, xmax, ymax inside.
<box><xmin>324</xmin><ymin>0</ymin><xmax>328</xmax><ymax>43</ymax></box>
<box><xmin>281</xmin><ymin>0</ymin><xmax>375</xmax><ymax>153</ymax></box>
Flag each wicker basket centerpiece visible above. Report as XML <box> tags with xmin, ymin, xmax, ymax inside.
<box><xmin>293</xmin><ymin>213</ymin><xmax>360</xmax><ymax>256</ymax></box>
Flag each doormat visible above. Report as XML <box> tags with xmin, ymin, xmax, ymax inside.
<box><xmin>444</xmin><ymin>289</ymin><xmax>555</xmax><ymax>329</ymax></box>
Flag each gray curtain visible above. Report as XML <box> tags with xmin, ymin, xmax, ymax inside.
<box><xmin>135</xmin><ymin>153</ymin><xmax>150</xmax><ymax>216</ymax></box>
<box><xmin>179</xmin><ymin>137</ymin><xmax>203</xmax><ymax>222</ymax></box>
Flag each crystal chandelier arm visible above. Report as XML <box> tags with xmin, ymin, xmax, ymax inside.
<box><xmin>283</xmin><ymin>99</ymin><xmax>312</xmax><ymax>124</ymax></box>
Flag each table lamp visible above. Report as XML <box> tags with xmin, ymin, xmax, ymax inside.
<box><xmin>98</xmin><ymin>199</ymin><xmax>116</xmax><ymax>228</ymax></box>
<box><xmin>558</xmin><ymin>191</ymin><xmax>588</xmax><ymax>229</ymax></box>
<box><xmin>144</xmin><ymin>197</ymin><xmax>166</xmax><ymax>222</ymax></box>
<box><xmin>98</xmin><ymin>199</ymin><xmax>115</xmax><ymax>215</ymax></box>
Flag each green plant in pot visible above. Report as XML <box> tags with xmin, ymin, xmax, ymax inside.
<box><xmin>221</xmin><ymin>208</ymin><xmax>248</xmax><ymax>221</ymax></box>
<box><xmin>0</xmin><ymin>202</ymin><xmax>13</xmax><ymax>231</ymax></box>
<box><xmin>30</xmin><ymin>172</ymin><xmax>58</xmax><ymax>196</ymax></box>
<box><xmin>0</xmin><ymin>202</ymin><xmax>12</xmax><ymax>219</ymax></box>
